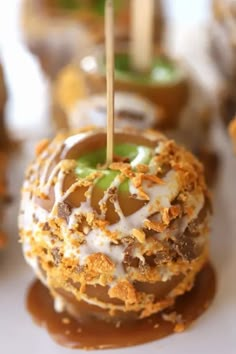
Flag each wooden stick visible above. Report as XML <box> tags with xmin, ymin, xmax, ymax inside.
<box><xmin>130</xmin><ymin>0</ymin><xmax>154</xmax><ymax>73</ymax></box>
<box><xmin>105</xmin><ymin>0</ymin><xmax>115</xmax><ymax>165</ymax></box>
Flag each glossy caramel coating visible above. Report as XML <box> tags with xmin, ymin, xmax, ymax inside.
<box><xmin>19</xmin><ymin>127</ymin><xmax>210</xmax><ymax>320</ymax></box>
<box><xmin>79</xmin><ymin>45</ymin><xmax>190</xmax><ymax>130</ymax></box>
<box><xmin>53</xmin><ymin>60</ymin><xmax>213</xmax><ymax>158</ymax></box>
<box><xmin>211</xmin><ymin>0</ymin><xmax>236</xmax><ymax>126</ymax></box>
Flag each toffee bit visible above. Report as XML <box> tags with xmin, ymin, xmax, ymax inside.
<box><xmin>108</xmin><ymin>280</ymin><xmax>137</xmax><ymax>305</ymax></box>
<box><xmin>113</xmin><ymin>155</ymin><xmax>130</xmax><ymax>163</ymax></box>
<box><xmin>136</xmin><ymin>164</ymin><xmax>149</xmax><ymax>173</ymax></box>
<box><xmin>42</xmin><ymin>222</ymin><xmax>50</xmax><ymax>231</ymax></box>
<box><xmin>162</xmin><ymin>311</ymin><xmax>178</xmax><ymax>323</ymax></box>
<box><xmin>62</xmin><ymin>317</ymin><xmax>71</xmax><ymax>324</ymax></box>
<box><xmin>123</xmin><ymin>244</ymin><xmax>134</xmax><ymax>265</ymax></box>
<box><xmin>142</xmin><ymin>174</ymin><xmax>164</xmax><ymax>185</ymax></box>
<box><xmin>76</xmin><ymin>265</ymin><xmax>85</xmax><ymax>274</ymax></box>
<box><xmin>109</xmin><ymin>162</ymin><xmax>130</xmax><ymax>171</ymax></box>
<box><xmin>144</xmin><ymin>219</ymin><xmax>166</xmax><ymax>233</ymax></box>
<box><xmin>86</xmin><ymin>212</ymin><xmax>95</xmax><ymax>225</ymax></box>
<box><xmin>32</xmin><ymin>214</ymin><xmax>39</xmax><ymax>223</ymax></box>
<box><xmin>174</xmin><ymin>323</ymin><xmax>185</xmax><ymax>333</ymax></box>
<box><xmin>57</xmin><ymin>202</ymin><xmax>72</xmax><ymax>222</ymax></box>
<box><xmin>51</xmin><ymin>247</ymin><xmax>61</xmax><ymax>266</ymax></box>
<box><xmin>136</xmin><ymin>188</ymin><xmax>150</xmax><ymax>201</ymax></box>
<box><xmin>162</xmin><ymin>311</ymin><xmax>183</xmax><ymax>327</ymax></box>
<box><xmin>35</xmin><ymin>139</ymin><xmax>49</xmax><ymax>156</ymax></box>
<box><xmin>154</xmin><ymin>251</ymin><xmax>172</xmax><ymax>265</ymax></box>
<box><xmin>86</xmin><ymin>253</ymin><xmax>115</xmax><ymax>274</ymax></box>
<box><xmin>169</xmin><ymin>205</ymin><xmax>182</xmax><ymax>219</ymax></box>
<box><xmin>123</xmin><ymin>254</ymin><xmax>140</xmax><ymax>268</ymax></box>
<box><xmin>132</xmin><ymin>228</ymin><xmax>146</xmax><ymax>243</ymax></box>
<box><xmin>173</xmin><ymin>234</ymin><xmax>197</xmax><ymax>261</ymax></box>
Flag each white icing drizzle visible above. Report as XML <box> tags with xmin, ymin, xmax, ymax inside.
<box><xmin>62</xmin><ymin>132</ymin><xmax>90</xmax><ymax>155</ymax></box>
<box><xmin>110</xmin><ymin>171</ymin><xmax>181</xmax><ymax>237</ymax></box>
<box><xmin>131</xmin><ymin>146</ymin><xmax>151</xmax><ymax>167</ymax></box>
<box><xmin>98</xmin><ymin>174</ymin><xmax>125</xmax><ymax>220</ymax></box>
<box><xmin>40</xmin><ymin>141</ymin><xmax>63</xmax><ymax>186</ymax></box>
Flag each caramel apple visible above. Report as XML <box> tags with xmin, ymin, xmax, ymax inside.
<box><xmin>0</xmin><ymin>64</ymin><xmax>9</xmax><ymax>249</ymax></box>
<box><xmin>53</xmin><ymin>58</ymin><xmax>212</xmax><ymax>154</ymax></box>
<box><xmin>80</xmin><ymin>45</ymin><xmax>190</xmax><ymax>130</ymax></box>
<box><xmin>56</xmin><ymin>90</ymin><xmax>162</xmax><ymax>130</ymax></box>
<box><xmin>211</xmin><ymin>0</ymin><xmax>236</xmax><ymax>80</ymax></box>
<box><xmin>21</xmin><ymin>0</ymin><xmax>164</xmax><ymax>77</ymax></box>
<box><xmin>211</xmin><ymin>0</ymin><xmax>236</xmax><ymax>125</ymax></box>
<box><xmin>0</xmin><ymin>151</ymin><xmax>8</xmax><ymax>249</ymax></box>
<box><xmin>19</xmin><ymin>127</ymin><xmax>215</xmax><ymax>349</ymax></box>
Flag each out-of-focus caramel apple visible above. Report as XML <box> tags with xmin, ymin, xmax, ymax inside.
<box><xmin>22</xmin><ymin>0</ymin><xmax>165</xmax><ymax>78</ymax></box>
<box><xmin>210</xmin><ymin>0</ymin><xmax>236</xmax><ymax>126</ymax></box>
<box><xmin>80</xmin><ymin>46</ymin><xmax>190</xmax><ymax>130</ymax></box>
<box><xmin>0</xmin><ymin>64</ymin><xmax>8</xmax><ymax>149</ymax></box>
